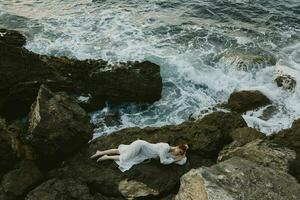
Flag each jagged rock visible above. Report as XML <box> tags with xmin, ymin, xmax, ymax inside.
<box><xmin>18</xmin><ymin>85</ymin><xmax>93</xmax><ymax>168</ymax></box>
<box><xmin>47</xmin><ymin>112</ymin><xmax>246</xmax><ymax>199</ymax></box>
<box><xmin>269</xmin><ymin>118</ymin><xmax>300</xmax><ymax>181</ymax></box>
<box><xmin>0</xmin><ymin>118</ymin><xmax>18</xmax><ymax>177</ymax></box>
<box><xmin>1</xmin><ymin>161</ymin><xmax>43</xmax><ymax>199</ymax></box>
<box><xmin>275</xmin><ymin>75</ymin><xmax>296</xmax><ymax>91</ymax></box>
<box><xmin>0</xmin><ymin>29</ymin><xmax>162</xmax><ymax>119</ymax></box>
<box><xmin>175</xmin><ymin>157</ymin><xmax>300</xmax><ymax>200</ymax></box>
<box><xmin>218</xmin><ymin>140</ymin><xmax>295</xmax><ymax>173</ymax></box>
<box><xmin>25</xmin><ymin>178</ymin><xmax>94</xmax><ymax>200</ymax></box>
<box><xmin>222</xmin><ymin>51</ymin><xmax>276</xmax><ymax>71</ymax></box>
<box><xmin>226</xmin><ymin>90</ymin><xmax>271</xmax><ymax>113</ymax></box>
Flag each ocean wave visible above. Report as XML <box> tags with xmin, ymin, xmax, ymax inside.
<box><xmin>1</xmin><ymin>0</ymin><xmax>299</xmax><ymax>136</ymax></box>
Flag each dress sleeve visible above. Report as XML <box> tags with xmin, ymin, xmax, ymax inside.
<box><xmin>158</xmin><ymin>143</ymin><xmax>175</xmax><ymax>165</ymax></box>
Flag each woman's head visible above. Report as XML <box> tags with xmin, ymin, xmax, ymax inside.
<box><xmin>171</xmin><ymin>144</ymin><xmax>189</xmax><ymax>156</ymax></box>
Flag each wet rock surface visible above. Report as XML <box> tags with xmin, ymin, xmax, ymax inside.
<box><xmin>0</xmin><ymin>29</ymin><xmax>162</xmax><ymax>119</ymax></box>
<box><xmin>226</xmin><ymin>90</ymin><xmax>271</xmax><ymax>113</ymax></box>
<box><xmin>275</xmin><ymin>74</ymin><xmax>297</xmax><ymax>91</ymax></box>
<box><xmin>259</xmin><ymin>105</ymin><xmax>280</xmax><ymax>121</ymax></box>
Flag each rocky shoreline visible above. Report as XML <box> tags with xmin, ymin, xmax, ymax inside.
<box><xmin>0</xmin><ymin>29</ymin><xmax>300</xmax><ymax>200</ymax></box>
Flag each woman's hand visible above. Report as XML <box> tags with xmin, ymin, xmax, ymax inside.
<box><xmin>174</xmin><ymin>154</ymin><xmax>184</xmax><ymax>162</ymax></box>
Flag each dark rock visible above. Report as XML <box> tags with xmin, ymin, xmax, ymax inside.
<box><xmin>0</xmin><ymin>29</ymin><xmax>162</xmax><ymax>119</ymax></box>
<box><xmin>175</xmin><ymin>157</ymin><xmax>300</xmax><ymax>200</ymax></box>
<box><xmin>259</xmin><ymin>105</ymin><xmax>280</xmax><ymax>121</ymax></box>
<box><xmin>25</xmin><ymin>178</ymin><xmax>93</xmax><ymax>200</ymax></box>
<box><xmin>226</xmin><ymin>90</ymin><xmax>271</xmax><ymax>113</ymax></box>
<box><xmin>1</xmin><ymin>161</ymin><xmax>43</xmax><ymax>199</ymax></box>
<box><xmin>48</xmin><ymin>112</ymin><xmax>246</xmax><ymax>199</ymax></box>
<box><xmin>0</xmin><ymin>186</ymin><xmax>14</xmax><ymax>200</ymax></box>
<box><xmin>20</xmin><ymin>85</ymin><xmax>93</xmax><ymax>168</ymax></box>
<box><xmin>93</xmin><ymin>193</ymin><xmax>124</xmax><ymax>200</ymax></box>
<box><xmin>292</xmin><ymin>118</ymin><xmax>300</xmax><ymax>127</ymax></box>
<box><xmin>0</xmin><ymin>29</ymin><xmax>26</xmax><ymax>47</ymax></box>
<box><xmin>0</xmin><ymin>40</ymin><xmax>72</xmax><ymax>119</ymax></box>
<box><xmin>0</xmin><ymin>118</ymin><xmax>18</xmax><ymax>177</ymax></box>
<box><xmin>218</xmin><ymin>140</ymin><xmax>296</xmax><ymax>173</ymax></box>
<box><xmin>269</xmin><ymin>119</ymin><xmax>300</xmax><ymax>181</ymax></box>
<box><xmin>86</xmin><ymin>61</ymin><xmax>162</xmax><ymax>106</ymax></box>
<box><xmin>275</xmin><ymin>74</ymin><xmax>297</xmax><ymax>91</ymax></box>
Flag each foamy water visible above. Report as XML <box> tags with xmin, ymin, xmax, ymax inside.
<box><xmin>0</xmin><ymin>0</ymin><xmax>299</xmax><ymax>136</ymax></box>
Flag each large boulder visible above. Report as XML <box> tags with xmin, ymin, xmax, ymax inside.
<box><xmin>47</xmin><ymin>112</ymin><xmax>246</xmax><ymax>199</ymax></box>
<box><xmin>0</xmin><ymin>118</ymin><xmax>18</xmax><ymax>177</ymax></box>
<box><xmin>18</xmin><ymin>85</ymin><xmax>93</xmax><ymax>168</ymax></box>
<box><xmin>0</xmin><ymin>161</ymin><xmax>43</xmax><ymax>199</ymax></box>
<box><xmin>269</xmin><ymin>118</ymin><xmax>300</xmax><ymax>181</ymax></box>
<box><xmin>0</xmin><ymin>29</ymin><xmax>162</xmax><ymax>119</ymax></box>
<box><xmin>175</xmin><ymin>157</ymin><xmax>300</xmax><ymax>200</ymax></box>
<box><xmin>218</xmin><ymin>140</ymin><xmax>296</xmax><ymax>173</ymax></box>
<box><xmin>226</xmin><ymin>90</ymin><xmax>271</xmax><ymax>113</ymax></box>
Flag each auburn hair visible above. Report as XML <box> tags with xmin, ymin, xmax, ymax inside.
<box><xmin>177</xmin><ymin>144</ymin><xmax>188</xmax><ymax>154</ymax></box>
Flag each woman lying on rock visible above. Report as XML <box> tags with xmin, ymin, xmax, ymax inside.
<box><xmin>91</xmin><ymin>139</ymin><xmax>188</xmax><ymax>172</ymax></box>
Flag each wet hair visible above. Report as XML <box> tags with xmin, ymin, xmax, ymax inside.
<box><xmin>177</xmin><ymin>144</ymin><xmax>188</xmax><ymax>155</ymax></box>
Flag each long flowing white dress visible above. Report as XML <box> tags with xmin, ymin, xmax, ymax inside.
<box><xmin>115</xmin><ymin>140</ymin><xmax>187</xmax><ymax>172</ymax></box>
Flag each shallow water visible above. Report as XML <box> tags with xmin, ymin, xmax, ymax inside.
<box><xmin>1</xmin><ymin>0</ymin><xmax>300</xmax><ymax>137</ymax></box>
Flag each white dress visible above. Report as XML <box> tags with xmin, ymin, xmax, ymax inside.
<box><xmin>115</xmin><ymin>140</ymin><xmax>187</xmax><ymax>172</ymax></box>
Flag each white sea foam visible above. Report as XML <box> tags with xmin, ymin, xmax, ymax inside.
<box><xmin>1</xmin><ymin>0</ymin><xmax>299</xmax><ymax>137</ymax></box>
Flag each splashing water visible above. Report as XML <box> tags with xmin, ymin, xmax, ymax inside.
<box><xmin>1</xmin><ymin>0</ymin><xmax>300</xmax><ymax>137</ymax></box>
